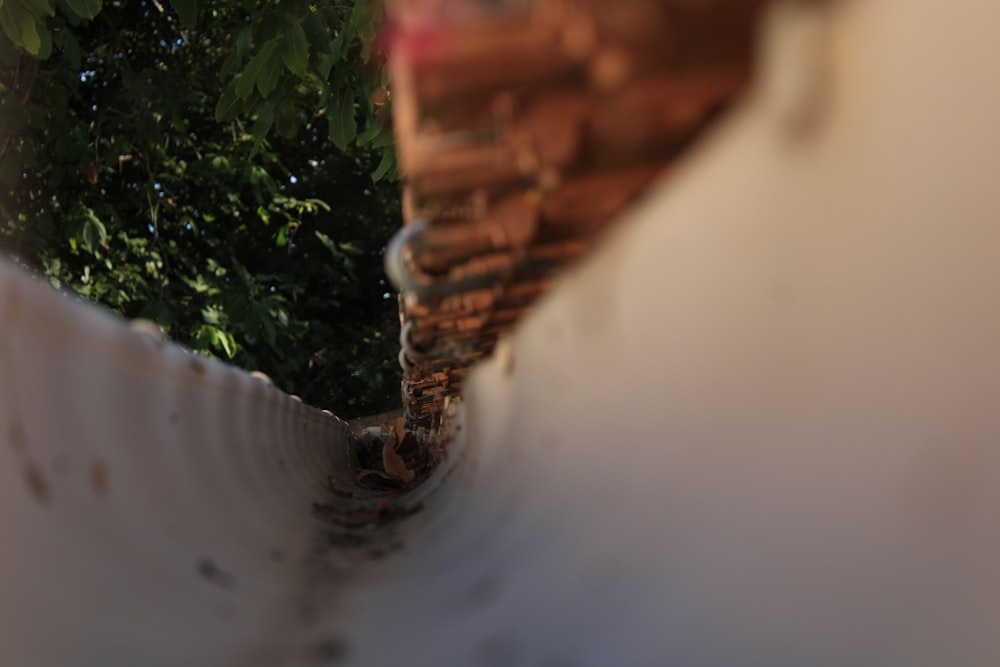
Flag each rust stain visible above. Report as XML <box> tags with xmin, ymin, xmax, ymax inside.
<box><xmin>196</xmin><ymin>558</ymin><xmax>238</xmax><ymax>591</ymax></box>
<box><xmin>310</xmin><ymin>637</ymin><xmax>351</xmax><ymax>663</ymax></box>
<box><xmin>189</xmin><ymin>358</ymin><xmax>206</xmax><ymax>375</ymax></box>
<box><xmin>24</xmin><ymin>462</ymin><xmax>50</xmax><ymax>505</ymax></box>
<box><xmin>90</xmin><ymin>460</ymin><xmax>109</xmax><ymax>497</ymax></box>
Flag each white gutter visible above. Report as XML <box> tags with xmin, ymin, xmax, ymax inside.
<box><xmin>4</xmin><ymin>0</ymin><xmax>1000</xmax><ymax>664</ymax></box>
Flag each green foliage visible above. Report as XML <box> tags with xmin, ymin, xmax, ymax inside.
<box><xmin>211</xmin><ymin>0</ymin><xmax>395</xmax><ymax>171</ymax></box>
<box><xmin>0</xmin><ymin>0</ymin><xmax>396</xmax><ymax>173</ymax></box>
<box><xmin>0</xmin><ymin>0</ymin><xmax>402</xmax><ymax>418</ymax></box>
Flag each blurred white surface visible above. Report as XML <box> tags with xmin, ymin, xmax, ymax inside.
<box><xmin>4</xmin><ymin>0</ymin><xmax>1000</xmax><ymax>664</ymax></box>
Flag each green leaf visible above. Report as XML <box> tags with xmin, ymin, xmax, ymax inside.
<box><xmin>254</xmin><ymin>37</ymin><xmax>282</xmax><ymax>97</ymax></box>
<box><xmin>169</xmin><ymin>0</ymin><xmax>196</xmax><ymax>28</ymax></box>
<box><xmin>280</xmin><ymin>23</ymin><xmax>308</xmax><ymax>77</ymax></box>
<box><xmin>35</xmin><ymin>21</ymin><xmax>51</xmax><ymax>58</ymax></box>
<box><xmin>270</xmin><ymin>303</ymin><xmax>289</xmax><ymax>328</ymax></box>
<box><xmin>234</xmin><ymin>24</ymin><xmax>251</xmax><ymax>57</ymax></box>
<box><xmin>217</xmin><ymin>331</ymin><xmax>236</xmax><ymax>358</ymax></box>
<box><xmin>183</xmin><ymin>274</ymin><xmax>210</xmax><ymax>293</ymax></box>
<box><xmin>196</xmin><ymin>325</ymin><xmax>236</xmax><ymax>359</ymax></box>
<box><xmin>351</xmin><ymin>0</ymin><xmax>379</xmax><ymax>45</ymax></box>
<box><xmin>0</xmin><ymin>1</ymin><xmax>24</xmax><ymax>47</ymax></box>
<box><xmin>234</xmin><ymin>70</ymin><xmax>255</xmax><ymax>100</ymax></box>
<box><xmin>20</xmin><ymin>0</ymin><xmax>55</xmax><ymax>18</ymax></box>
<box><xmin>201</xmin><ymin>304</ymin><xmax>222</xmax><ymax>325</ymax></box>
<box><xmin>355</xmin><ymin>119</ymin><xmax>381</xmax><ymax>146</ymax></box>
<box><xmin>214</xmin><ymin>81</ymin><xmax>241</xmax><ymax>121</ymax></box>
<box><xmin>371</xmin><ymin>145</ymin><xmax>395</xmax><ymax>182</ymax></box>
<box><xmin>219</xmin><ymin>48</ymin><xmax>239</xmax><ymax>79</ymax></box>
<box><xmin>0</xmin><ymin>7</ymin><xmax>41</xmax><ymax>59</ymax></box>
<box><xmin>208</xmin><ymin>155</ymin><xmax>230</xmax><ymax>171</ymax></box>
<box><xmin>302</xmin><ymin>11</ymin><xmax>330</xmax><ymax>54</ymax></box>
<box><xmin>338</xmin><ymin>241</ymin><xmax>362</xmax><ymax>256</ymax></box>
<box><xmin>314</xmin><ymin>230</ymin><xmax>338</xmax><ymax>256</ymax></box>
<box><xmin>80</xmin><ymin>208</ymin><xmax>107</xmax><ymax>253</ymax></box>
<box><xmin>237</xmin><ymin>39</ymin><xmax>279</xmax><ymax>100</ymax></box>
<box><xmin>316</xmin><ymin>52</ymin><xmax>335</xmax><ymax>81</ymax></box>
<box><xmin>328</xmin><ymin>89</ymin><xmax>356</xmax><ymax>151</ymax></box>
<box><xmin>370</xmin><ymin>128</ymin><xmax>394</xmax><ymax>149</ymax></box>
<box><xmin>328</xmin><ymin>33</ymin><xmax>344</xmax><ymax>61</ymax></box>
<box><xmin>63</xmin><ymin>0</ymin><xmax>101</xmax><ymax>20</ymax></box>
<box><xmin>240</xmin><ymin>89</ymin><xmax>262</xmax><ymax>114</ymax></box>
<box><xmin>332</xmin><ymin>16</ymin><xmax>355</xmax><ymax>58</ymax></box>
<box><xmin>249</xmin><ymin>102</ymin><xmax>273</xmax><ymax>157</ymax></box>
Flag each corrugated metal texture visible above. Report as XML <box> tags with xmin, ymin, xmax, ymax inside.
<box><xmin>0</xmin><ymin>258</ymin><xmax>432</xmax><ymax>666</ymax></box>
<box><xmin>385</xmin><ymin>0</ymin><xmax>765</xmax><ymax>427</ymax></box>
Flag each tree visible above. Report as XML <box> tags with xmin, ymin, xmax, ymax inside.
<box><xmin>0</xmin><ymin>0</ymin><xmax>402</xmax><ymax>418</ymax></box>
